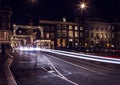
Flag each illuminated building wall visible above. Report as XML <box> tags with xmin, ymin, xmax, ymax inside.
<box><xmin>85</xmin><ymin>20</ymin><xmax>112</xmax><ymax>52</ymax></box>
<box><xmin>12</xmin><ymin>19</ymin><xmax>120</xmax><ymax>51</ymax></box>
<box><xmin>39</xmin><ymin>19</ymin><xmax>85</xmax><ymax>49</ymax></box>
<box><xmin>111</xmin><ymin>23</ymin><xmax>120</xmax><ymax>50</ymax></box>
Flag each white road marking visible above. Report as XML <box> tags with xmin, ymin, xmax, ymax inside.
<box><xmin>44</xmin><ymin>53</ymin><xmax>105</xmax><ymax>76</ymax></box>
<box><xmin>42</xmin><ymin>55</ymin><xmax>79</xmax><ymax>85</ymax></box>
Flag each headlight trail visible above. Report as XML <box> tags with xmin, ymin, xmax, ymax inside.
<box><xmin>18</xmin><ymin>47</ymin><xmax>120</xmax><ymax>65</ymax></box>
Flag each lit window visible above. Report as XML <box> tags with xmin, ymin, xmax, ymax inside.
<box><xmin>101</xmin><ymin>33</ymin><xmax>103</xmax><ymax>38</ymax></box>
<box><xmin>75</xmin><ymin>26</ymin><xmax>78</xmax><ymax>30</ymax></box>
<box><xmin>57</xmin><ymin>38</ymin><xmax>61</xmax><ymax>47</ymax></box>
<box><xmin>62</xmin><ymin>39</ymin><xmax>66</xmax><ymax>47</ymax></box>
<box><xmin>80</xmin><ymin>32</ymin><xmax>83</xmax><ymax>37</ymax></box>
<box><xmin>69</xmin><ymin>25</ymin><xmax>73</xmax><ymax>30</ymax></box>
<box><xmin>80</xmin><ymin>26</ymin><xmax>83</xmax><ymax>30</ymax></box>
<box><xmin>57</xmin><ymin>30</ymin><xmax>61</xmax><ymax>37</ymax></box>
<box><xmin>75</xmin><ymin>31</ymin><xmax>79</xmax><ymax>37</ymax></box>
<box><xmin>69</xmin><ymin>39</ymin><xmax>73</xmax><ymax>41</ymax></box>
<box><xmin>46</xmin><ymin>33</ymin><xmax>49</xmax><ymax>38</ymax></box>
<box><xmin>69</xmin><ymin>31</ymin><xmax>73</xmax><ymax>37</ymax></box>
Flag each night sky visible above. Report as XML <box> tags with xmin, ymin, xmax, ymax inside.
<box><xmin>1</xmin><ymin>0</ymin><xmax>120</xmax><ymax>24</ymax></box>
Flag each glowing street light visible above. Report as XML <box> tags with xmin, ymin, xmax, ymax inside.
<box><xmin>80</xmin><ymin>2</ymin><xmax>87</xmax><ymax>11</ymax></box>
<box><xmin>29</xmin><ymin>0</ymin><xmax>37</xmax><ymax>5</ymax></box>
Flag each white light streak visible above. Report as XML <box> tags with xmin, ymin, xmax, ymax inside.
<box><xmin>19</xmin><ymin>47</ymin><xmax>120</xmax><ymax>64</ymax></box>
<box><xmin>42</xmin><ymin>49</ymin><xmax>120</xmax><ymax>65</ymax></box>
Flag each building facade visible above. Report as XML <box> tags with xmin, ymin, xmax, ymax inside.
<box><xmin>11</xmin><ymin>19</ymin><xmax>120</xmax><ymax>52</ymax></box>
<box><xmin>39</xmin><ymin>19</ymin><xmax>85</xmax><ymax>49</ymax></box>
<box><xmin>85</xmin><ymin>20</ymin><xmax>112</xmax><ymax>52</ymax></box>
<box><xmin>111</xmin><ymin>23</ymin><xmax>120</xmax><ymax>50</ymax></box>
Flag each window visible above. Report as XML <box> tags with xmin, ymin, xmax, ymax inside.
<box><xmin>69</xmin><ymin>39</ymin><xmax>73</xmax><ymax>41</ymax></box>
<box><xmin>46</xmin><ymin>26</ymin><xmax>49</xmax><ymax>31</ymax></box>
<box><xmin>50</xmin><ymin>33</ymin><xmax>54</xmax><ymax>39</ymax></box>
<box><xmin>57</xmin><ymin>30</ymin><xmax>61</xmax><ymax>37</ymax></box>
<box><xmin>101</xmin><ymin>28</ymin><xmax>103</xmax><ymax>31</ymax></box>
<box><xmin>112</xmin><ymin>26</ymin><xmax>114</xmax><ymax>30</ymax></box>
<box><xmin>69</xmin><ymin>25</ymin><xmax>73</xmax><ymax>30</ymax></box>
<box><xmin>80</xmin><ymin>32</ymin><xmax>83</xmax><ymax>37</ymax></box>
<box><xmin>0</xmin><ymin>31</ymin><xmax>9</xmax><ymax>40</ymax></box>
<box><xmin>86</xmin><ymin>32</ymin><xmax>89</xmax><ymax>37</ymax></box>
<box><xmin>62</xmin><ymin>39</ymin><xmax>66</xmax><ymax>47</ymax></box>
<box><xmin>112</xmin><ymin>34</ymin><xmax>114</xmax><ymax>38</ymax></box>
<box><xmin>91</xmin><ymin>33</ymin><xmax>94</xmax><ymax>38</ymax></box>
<box><xmin>69</xmin><ymin>31</ymin><xmax>73</xmax><ymax>37</ymax></box>
<box><xmin>75</xmin><ymin>31</ymin><xmax>79</xmax><ymax>37</ymax></box>
<box><xmin>62</xmin><ymin>25</ymin><xmax>67</xmax><ymax>29</ymax></box>
<box><xmin>80</xmin><ymin>26</ymin><xmax>83</xmax><ymax>30</ymax></box>
<box><xmin>96</xmin><ymin>33</ymin><xmax>100</xmax><ymax>39</ymax></box>
<box><xmin>75</xmin><ymin>26</ymin><xmax>78</xmax><ymax>30</ymax></box>
<box><xmin>101</xmin><ymin>33</ymin><xmax>104</xmax><ymax>38</ymax></box>
<box><xmin>105</xmin><ymin>33</ymin><xmax>108</xmax><ymax>39</ymax></box>
<box><xmin>96</xmin><ymin>27</ymin><xmax>99</xmax><ymax>30</ymax></box>
<box><xmin>62</xmin><ymin>30</ymin><xmax>67</xmax><ymax>37</ymax></box>
<box><xmin>51</xmin><ymin>26</ymin><xmax>54</xmax><ymax>31</ymax></box>
<box><xmin>57</xmin><ymin>38</ymin><xmax>61</xmax><ymax>47</ymax></box>
<box><xmin>75</xmin><ymin>39</ymin><xmax>79</xmax><ymax>46</ymax></box>
<box><xmin>46</xmin><ymin>33</ymin><xmax>49</xmax><ymax>39</ymax></box>
<box><xmin>90</xmin><ymin>26</ymin><xmax>93</xmax><ymax>30</ymax></box>
<box><xmin>90</xmin><ymin>41</ymin><xmax>94</xmax><ymax>45</ymax></box>
<box><xmin>57</xmin><ymin>24</ymin><xmax>61</xmax><ymax>29</ymax></box>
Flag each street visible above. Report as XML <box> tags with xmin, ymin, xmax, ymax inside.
<box><xmin>11</xmin><ymin>51</ymin><xmax>120</xmax><ymax>85</ymax></box>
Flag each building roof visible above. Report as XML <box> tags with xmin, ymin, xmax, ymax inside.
<box><xmin>39</xmin><ymin>20</ymin><xmax>79</xmax><ymax>25</ymax></box>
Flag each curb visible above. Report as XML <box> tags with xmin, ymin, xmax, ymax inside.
<box><xmin>4</xmin><ymin>54</ymin><xmax>17</xmax><ymax>85</ymax></box>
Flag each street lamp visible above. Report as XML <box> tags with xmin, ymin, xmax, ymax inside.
<box><xmin>80</xmin><ymin>3</ymin><xmax>87</xmax><ymax>10</ymax></box>
<box><xmin>79</xmin><ymin>2</ymin><xmax>87</xmax><ymax>12</ymax></box>
<box><xmin>77</xmin><ymin>1</ymin><xmax>88</xmax><ymax>53</ymax></box>
<box><xmin>29</xmin><ymin>0</ymin><xmax>37</xmax><ymax>5</ymax></box>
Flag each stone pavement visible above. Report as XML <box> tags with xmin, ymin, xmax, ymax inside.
<box><xmin>0</xmin><ymin>67</ymin><xmax>7</xmax><ymax>85</ymax></box>
<box><xmin>10</xmin><ymin>51</ymin><xmax>73</xmax><ymax>85</ymax></box>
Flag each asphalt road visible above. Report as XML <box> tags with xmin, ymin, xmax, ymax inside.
<box><xmin>11</xmin><ymin>51</ymin><xmax>120</xmax><ymax>85</ymax></box>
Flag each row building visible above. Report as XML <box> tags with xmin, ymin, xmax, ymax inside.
<box><xmin>11</xmin><ymin>18</ymin><xmax>120</xmax><ymax>52</ymax></box>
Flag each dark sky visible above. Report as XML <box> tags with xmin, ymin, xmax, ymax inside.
<box><xmin>1</xmin><ymin>0</ymin><xmax>120</xmax><ymax>24</ymax></box>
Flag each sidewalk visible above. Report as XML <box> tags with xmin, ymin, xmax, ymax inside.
<box><xmin>0</xmin><ymin>53</ymin><xmax>16</xmax><ymax>85</ymax></box>
<box><xmin>0</xmin><ymin>67</ymin><xmax>7</xmax><ymax>85</ymax></box>
<box><xmin>0</xmin><ymin>53</ymin><xmax>8</xmax><ymax>85</ymax></box>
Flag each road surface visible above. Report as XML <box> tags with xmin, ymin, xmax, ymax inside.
<box><xmin>11</xmin><ymin>51</ymin><xmax>120</xmax><ymax>85</ymax></box>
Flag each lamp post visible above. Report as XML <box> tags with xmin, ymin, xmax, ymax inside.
<box><xmin>80</xmin><ymin>2</ymin><xmax>87</xmax><ymax>11</ymax></box>
<box><xmin>79</xmin><ymin>1</ymin><xmax>88</xmax><ymax>53</ymax></box>
<box><xmin>79</xmin><ymin>2</ymin><xmax>87</xmax><ymax>20</ymax></box>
